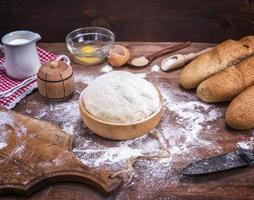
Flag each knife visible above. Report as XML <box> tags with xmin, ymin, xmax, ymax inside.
<box><xmin>181</xmin><ymin>148</ymin><xmax>254</xmax><ymax>176</ymax></box>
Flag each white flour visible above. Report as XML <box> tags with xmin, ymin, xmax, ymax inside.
<box><xmin>73</xmin><ymin>135</ymin><xmax>161</xmax><ymax>167</ymax></box>
<box><xmin>20</xmin><ymin>72</ymin><xmax>254</xmax><ymax>191</ymax></box>
<box><xmin>135</xmin><ymin>73</ymin><xmax>147</xmax><ymax>78</ymax></box>
<box><xmin>0</xmin><ymin>132</ymin><xmax>7</xmax><ymax>149</ymax></box>
<box><xmin>237</xmin><ymin>137</ymin><xmax>254</xmax><ymax>149</ymax></box>
<box><xmin>0</xmin><ymin>112</ymin><xmax>14</xmax><ymax>126</ymax></box>
<box><xmin>74</xmin><ymin>72</ymin><xmax>96</xmax><ymax>85</ymax></box>
<box><xmin>75</xmin><ymin>145</ymin><xmax>143</xmax><ymax>167</ymax></box>
<box><xmin>34</xmin><ymin>100</ymin><xmax>80</xmax><ymax>135</ymax></box>
<box><xmin>0</xmin><ymin>111</ymin><xmax>29</xmax><ymax>155</ymax></box>
<box><xmin>100</xmin><ymin>64</ymin><xmax>113</xmax><ymax>73</ymax></box>
<box><xmin>151</xmin><ymin>65</ymin><xmax>161</xmax><ymax>72</ymax></box>
<box><xmin>0</xmin><ymin>112</ymin><xmax>14</xmax><ymax>149</ymax></box>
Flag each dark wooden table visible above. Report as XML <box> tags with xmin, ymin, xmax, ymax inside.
<box><xmin>1</xmin><ymin>42</ymin><xmax>254</xmax><ymax>200</ymax></box>
<box><xmin>1</xmin><ymin>0</ymin><xmax>254</xmax><ymax>43</ymax></box>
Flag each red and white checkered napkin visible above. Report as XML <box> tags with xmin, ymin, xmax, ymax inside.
<box><xmin>0</xmin><ymin>47</ymin><xmax>56</xmax><ymax>109</ymax></box>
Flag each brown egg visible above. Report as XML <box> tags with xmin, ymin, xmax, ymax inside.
<box><xmin>107</xmin><ymin>45</ymin><xmax>130</xmax><ymax>67</ymax></box>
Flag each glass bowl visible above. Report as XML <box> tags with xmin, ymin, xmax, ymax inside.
<box><xmin>66</xmin><ymin>27</ymin><xmax>115</xmax><ymax>65</ymax></box>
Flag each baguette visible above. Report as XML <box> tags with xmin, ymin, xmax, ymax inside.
<box><xmin>226</xmin><ymin>86</ymin><xmax>254</xmax><ymax>130</ymax></box>
<box><xmin>180</xmin><ymin>36</ymin><xmax>254</xmax><ymax>89</ymax></box>
<box><xmin>197</xmin><ymin>55</ymin><xmax>254</xmax><ymax>102</ymax></box>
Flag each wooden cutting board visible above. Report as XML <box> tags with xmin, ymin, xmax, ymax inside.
<box><xmin>0</xmin><ymin>108</ymin><xmax>122</xmax><ymax>195</ymax></box>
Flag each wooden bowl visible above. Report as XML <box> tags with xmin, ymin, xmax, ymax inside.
<box><xmin>79</xmin><ymin>90</ymin><xmax>163</xmax><ymax>140</ymax></box>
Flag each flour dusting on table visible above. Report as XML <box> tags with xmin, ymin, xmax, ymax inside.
<box><xmin>151</xmin><ymin>65</ymin><xmax>161</xmax><ymax>72</ymax></box>
<box><xmin>237</xmin><ymin>137</ymin><xmax>254</xmax><ymax>149</ymax></box>
<box><xmin>101</xmin><ymin>64</ymin><xmax>113</xmax><ymax>73</ymax></box>
<box><xmin>74</xmin><ymin>72</ymin><xmax>96</xmax><ymax>85</ymax></box>
<box><xmin>34</xmin><ymin>101</ymin><xmax>80</xmax><ymax>135</ymax></box>
<box><xmin>21</xmin><ymin>72</ymin><xmax>254</xmax><ymax>193</ymax></box>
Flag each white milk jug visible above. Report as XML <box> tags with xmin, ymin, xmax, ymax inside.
<box><xmin>0</xmin><ymin>30</ymin><xmax>41</xmax><ymax>80</ymax></box>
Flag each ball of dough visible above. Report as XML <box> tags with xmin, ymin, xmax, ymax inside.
<box><xmin>82</xmin><ymin>71</ymin><xmax>160</xmax><ymax>123</ymax></box>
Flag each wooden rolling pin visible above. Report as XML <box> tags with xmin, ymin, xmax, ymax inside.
<box><xmin>160</xmin><ymin>47</ymin><xmax>213</xmax><ymax>71</ymax></box>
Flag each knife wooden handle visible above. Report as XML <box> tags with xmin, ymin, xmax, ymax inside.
<box><xmin>238</xmin><ymin>148</ymin><xmax>254</xmax><ymax>165</ymax></box>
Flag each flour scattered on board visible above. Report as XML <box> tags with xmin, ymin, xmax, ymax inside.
<box><xmin>0</xmin><ymin>112</ymin><xmax>14</xmax><ymax>127</ymax></box>
<box><xmin>22</xmin><ymin>72</ymin><xmax>253</xmax><ymax>190</ymax></box>
<box><xmin>0</xmin><ymin>112</ymin><xmax>15</xmax><ymax>149</ymax></box>
<box><xmin>0</xmin><ymin>111</ymin><xmax>29</xmax><ymax>151</ymax></box>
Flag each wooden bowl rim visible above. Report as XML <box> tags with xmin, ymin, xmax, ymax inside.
<box><xmin>79</xmin><ymin>89</ymin><xmax>163</xmax><ymax>126</ymax></box>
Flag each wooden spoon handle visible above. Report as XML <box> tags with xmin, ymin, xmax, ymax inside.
<box><xmin>184</xmin><ymin>47</ymin><xmax>213</xmax><ymax>61</ymax></box>
<box><xmin>147</xmin><ymin>41</ymin><xmax>191</xmax><ymax>62</ymax></box>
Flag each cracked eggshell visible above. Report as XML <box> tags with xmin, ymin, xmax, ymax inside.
<box><xmin>107</xmin><ymin>45</ymin><xmax>130</xmax><ymax>67</ymax></box>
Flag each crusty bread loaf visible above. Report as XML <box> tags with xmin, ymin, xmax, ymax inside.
<box><xmin>180</xmin><ymin>36</ymin><xmax>254</xmax><ymax>89</ymax></box>
<box><xmin>226</xmin><ymin>86</ymin><xmax>254</xmax><ymax>130</ymax></box>
<box><xmin>197</xmin><ymin>55</ymin><xmax>254</xmax><ymax>103</ymax></box>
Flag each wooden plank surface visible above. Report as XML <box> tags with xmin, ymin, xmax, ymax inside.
<box><xmin>1</xmin><ymin>42</ymin><xmax>254</xmax><ymax>200</ymax></box>
<box><xmin>1</xmin><ymin>0</ymin><xmax>254</xmax><ymax>42</ymax></box>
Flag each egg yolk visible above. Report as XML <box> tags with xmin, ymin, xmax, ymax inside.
<box><xmin>74</xmin><ymin>45</ymin><xmax>99</xmax><ymax>64</ymax></box>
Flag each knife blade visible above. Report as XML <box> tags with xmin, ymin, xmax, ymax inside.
<box><xmin>181</xmin><ymin>148</ymin><xmax>254</xmax><ymax>176</ymax></box>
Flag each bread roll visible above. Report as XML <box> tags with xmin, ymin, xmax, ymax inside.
<box><xmin>226</xmin><ymin>86</ymin><xmax>254</xmax><ymax>130</ymax></box>
<box><xmin>197</xmin><ymin>55</ymin><xmax>254</xmax><ymax>102</ymax></box>
<box><xmin>180</xmin><ymin>36</ymin><xmax>254</xmax><ymax>89</ymax></box>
